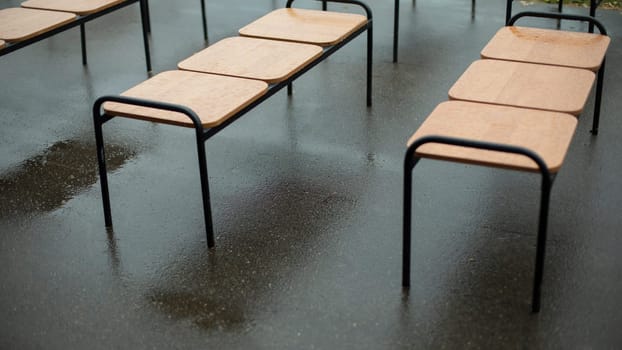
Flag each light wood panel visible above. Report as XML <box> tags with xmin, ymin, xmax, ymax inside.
<box><xmin>103</xmin><ymin>71</ymin><xmax>269</xmax><ymax>128</ymax></box>
<box><xmin>408</xmin><ymin>101</ymin><xmax>577</xmax><ymax>173</ymax></box>
<box><xmin>448</xmin><ymin>60</ymin><xmax>595</xmax><ymax>116</ymax></box>
<box><xmin>481</xmin><ymin>26</ymin><xmax>610</xmax><ymax>72</ymax></box>
<box><xmin>0</xmin><ymin>7</ymin><xmax>76</xmax><ymax>42</ymax></box>
<box><xmin>239</xmin><ymin>8</ymin><xmax>367</xmax><ymax>47</ymax></box>
<box><xmin>178</xmin><ymin>37</ymin><xmax>324</xmax><ymax>84</ymax></box>
<box><xmin>21</xmin><ymin>0</ymin><xmax>125</xmax><ymax>16</ymax></box>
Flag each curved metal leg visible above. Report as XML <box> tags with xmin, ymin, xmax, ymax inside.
<box><xmin>402</xmin><ymin>147</ymin><xmax>418</xmax><ymax>287</ymax></box>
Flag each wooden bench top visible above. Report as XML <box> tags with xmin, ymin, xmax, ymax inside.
<box><xmin>0</xmin><ymin>7</ymin><xmax>76</xmax><ymax>42</ymax></box>
<box><xmin>21</xmin><ymin>0</ymin><xmax>125</xmax><ymax>16</ymax></box>
<box><xmin>448</xmin><ymin>59</ymin><xmax>595</xmax><ymax>116</ymax></box>
<box><xmin>408</xmin><ymin>101</ymin><xmax>577</xmax><ymax>173</ymax></box>
<box><xmin>238</xmin><ymin>8</ymin><xmax>368</xmax><ymax>47</ymax></box>
<box><xmin>178</xmin><ymin>37</ymin><xmax>324</xmax><ymax>84</ymax></box>
<box><xmin>103</xmin><ymin>71</ymin><xmax>269</xmax><ymax>128</ymax></box>
<box><xmin>481</xmin><ymin>26</ymin><xmax>610</xmax><ymax>72</ymax></box>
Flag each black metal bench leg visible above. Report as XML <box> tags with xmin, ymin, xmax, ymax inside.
<box><xmin>139</xmin><ymin>0</ymin><xmax>152</xmax><ymax>72</ymax></box>
<box><xmin>80</xmin><ymin>24</ymin><xmax>87</xmax><ymax>65</ymax></box>
<box><xmin>287</xmin><ymin>83</ymin><xmax>293</xmax><ymax>96</ymax></box>
<box><xmin>322</xmin><ymin>0</ymin><xmax>327</xmax><ymax>10</ymax></box>
<box><xmin>589</xmin><ymin>0</ymin><xmax>596</xmax><ymax>33</ymax></box>
<box><xmin>195</xmin><ymin>132</ymin><xmax>215</xmax><ymax>248</ymax></box>
<box><xmin>145</xmin><ymin>0</ymin><xmax>151</xmax><ymax>33</ymax></box>
<box><xmin>591</xmin><ymin>58</ymin><xmax>605</xmax><ymax>135</ymax></box>
<box><xmin>366</xmin><ymin>23</ymin><xmax>373</xmax><ymax>107</ymax></box>
<box><xmin>532</xmin><ymin>173</ymin><xmax>554</xmax><ymax>313</ymax></box>
<box><xmin>402</xmin><ymin>147</ymin><xmax>418</xmax><ymax>287</ymax></box>
<box><xmin>94</xmin><ymin>115</ymin><xmax>113</xmax><ymax>228</ymax></box>
<box><xmin>393</xmin><ymin>0</ymin><xmax>399</xmax><ymax>63</ymax></box>
<box><xmin>201</xmin><ymin>0</ymin><xmax>208</xmax><ymax>41</ymax></box>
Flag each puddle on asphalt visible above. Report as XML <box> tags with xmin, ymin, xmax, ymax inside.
<box><xmin>0</xmin><ymin>139</ymin><xmax>136</xmax><ymax>219</ymax></box>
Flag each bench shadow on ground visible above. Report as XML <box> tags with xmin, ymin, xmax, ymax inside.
<box><xmin>102</xmin><ymin>149</ymin><xmax>366</xmax><ymax>331</ymax></box>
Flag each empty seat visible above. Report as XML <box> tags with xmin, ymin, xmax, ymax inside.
<box><xmin>0</xmin><ymin>7</ymin><xmax>76</xmax><ymax>42</ymax></box>
<box><xmin>448</xmin><ymin>59</ymin><xmax>595</xmax><ymax>116</ymax></box>
<box><xmin>481</xmin><ymin>26</ymin><xmax>609</xmax><ymax>72</ymax></box>
<box><xmin>408</xmin><ymin>101</ymin><xmax>577</xmax><ymax>172</ymax></box>
<box><xmin>239</xmin><ymin>8</ymin><xmax>368</xmax><ymax>46</ymax></box>
<box><xmin>102</xmin><ymin>70</ymin><xmax>269</xmax><ymax>128</ymax></box>
<box><xmin>178</xmin><ymin>37</ymin><xmax>323</xmax><ymax>84</ymax></box>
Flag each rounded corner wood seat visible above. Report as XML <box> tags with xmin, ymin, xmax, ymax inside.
<box><xmin>0</xmin><ymin>7</ymin><xmax>76</xmax><ymax>42</ymax></box>
<box><xmin>408</xmin><ymin>101</ymin><xmax>578</xmax><ymax>173</ymax></box>
<box><xmin>481</xmin><ymin>26</ymin><xmax>610</xmax><ymax>72</ymax></box>
<box><xmin>238</xmin><ymin>8</ymin><xmax>368</xmax><ymax>47</ymax></box>
<box><xmin>448</xmin><ymin>59</ymin><xmax>596</xmax><ymax>116</ymax></box>
<box><xmin>21</xmin><ymin>0</ymin><xmax>125</xmax><ymax>16</ymax></box>
<box><xmin>178</xmin><ymin>36</ymin><xmax>324</xmax><ymax>84</ymax></box>
<box><xmin>103</xmin><ymin>70</ymin><xmax>269</xmax><ymax>128</ymax></box>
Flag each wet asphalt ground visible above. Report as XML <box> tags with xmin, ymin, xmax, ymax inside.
<box><xmin>1</xmin><ymin>0</ymin><xmax>621</xmax><ymax>348</ymax></box>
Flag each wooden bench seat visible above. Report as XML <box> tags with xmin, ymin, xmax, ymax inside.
<box><xmin>238</xmin><ymin>3</ymin><xmax>372</xmax><ymax>106</ymax></box>
<box><xmin>239</xmin><ymin>8</ymin><xmax>368</xmax><ymax>47</ymax></box>
<box><xmin>21</xmin><ymin>0</ymin><xmax>125</xmax><ymax>16</ymax></box>
<box><xmin>484</xmin><ymin>10</ymin><xmax>610</xmax><ymax>134</ymax></box>
<box><xmin>481</xmin><ymin>26</ymin><xmax>610</xmax><ymax>72</ymax></box>
<box><xmin>408</xmin><ymin>101</ymin><xmax>577</xmax><ymax>173</ymax></box>
<box><xmin>0</xmin><ymin>7</ymin><xmax>76</xmax><ymax>42</ymax></box>
<box><xmin>448</xmin><ymin>59</ymin><xmax>595</xmax><ymax>116</ymax></box>
<box><xmin>103</xmin><ymin>70</ymin><xmax>269</xmax><ymax>128</ymax></box>
<box><xmin>178</xmin><ymin>37</ymin><xmax>323</xmax><ymax>84</ymax></box>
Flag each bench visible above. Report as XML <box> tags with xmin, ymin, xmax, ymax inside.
<box><xmin>402</xmin><ymin>10</ymin><xmax>609</xmax><ymax>312</ymax></box>
<box><xmin>93</xmin><ymin>0</ymin><xmax>373</xmax><ymax>248</ymax></box>
<box><xmin>0</xmin><ymin>0</ymin><xmax>209</xmax><ymax>72</ymax></box>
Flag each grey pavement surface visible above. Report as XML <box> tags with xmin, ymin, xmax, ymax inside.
<box><xmin>1</xmin><ymin>0</ymin><xmax>621</xmax><ymax>348</ymax></box>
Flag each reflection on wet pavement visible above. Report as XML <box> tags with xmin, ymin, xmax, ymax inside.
<box><xmin>0</xmin><ymin>139</ymin><xmax>136</xmax><ymax>219</ymax></box>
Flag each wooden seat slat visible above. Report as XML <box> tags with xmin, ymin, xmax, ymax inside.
<box><xmin>481</xmin><ymin>26</ymin><xmax>610</xmax><ymax>72</ymax></box>
<box><xmin>408</xmin><ymin>101</ymin><xmax>577</xmax><ymax>173</ymax></box>
<box><xmin>21</xmin><ymin>0</ymin><xmax>125</xmax><ymax>16</ymax></box>
<box><xmin>0</xmin><ymin>7</ymin><xmax>76</xmax><ymax>42</ymax></box>
<box><xmin>239</xmin><ymin>8</ymin><xmax>368</xmax><ymax>47</ymax></box>
<box><xmin>178</xmin><ymin>37</ymin><xmax>323</xmax><ymax>84</ymax></box>
<box><xmin>448</xmin><ymin>60</ymin><xmax>595</xmax><ymax>116</ymax></box>
<box><xmin>103</xmin><ymin>71</ymin><xmax>269</xmax><ymax>128</ymax></box>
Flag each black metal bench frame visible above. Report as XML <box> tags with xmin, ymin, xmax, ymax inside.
<box><xmin>402</xmin><ymin>135</ymin><xmax>555</xmax><ymax>313</ymax></box>
<box><xmin>506</xmin><ymin>0</ymin><xmax>603</xmax><ymax>32</ymax></box>
<box><xmin>93</xmin><ymin>0</ymin><xmax>373</xmax><ymax>248</ymax></box>
<box><xmin>0</xmin><ymin>0</ymin><xmax>209</xmax><ymax>72</ymax></box>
